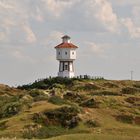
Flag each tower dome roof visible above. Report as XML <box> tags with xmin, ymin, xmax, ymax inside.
<box><xmin>55</xmin><ymin>35</ymin><xmax>78</xmax><ymax>49</ymax></box>
<box><xmin>55</xmin><ymin>43</ymin><xmax>78</xmax><ymax>49</ymax></box>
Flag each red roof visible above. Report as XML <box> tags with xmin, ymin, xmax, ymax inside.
<box><xmin>55</xmin><ymin>43</ymin><xmax>78</xmax><ymax>49</ymax></box>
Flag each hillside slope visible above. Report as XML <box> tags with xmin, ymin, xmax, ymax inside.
<box><xmin>0</xmin><ymin>78</ymin><xmax>140</xmax><ymax>139</ymax></box>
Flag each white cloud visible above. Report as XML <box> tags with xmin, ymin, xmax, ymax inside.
<box><xmin>122</xmin><ymin>18</ymin><xmax>140</xmax><ymax>38</ymax></box>
<box><xmin>32</xmin><ymin>7</ymin><xmax>44</xmax><ymax>22</ymax></box>
<box><xmin>109</xmin><ymin>0</ymin><xmax>140</xmax><ymax>6</ymax></box>
<box><xmin>22</xmin><ymin>23</ymin><xmax>36</xmax><ymax>43</ymax></box>
<box><xmin>0</xmin><ymin>0</ymin><xmax>37</xmax><ymax>44</ymax></box>
<box><xmin>45</xmin><ymin>31</ymin><xmax>63</xmax><ymax>46</ymax></box>
<box><xmin>0</xmin><ymin>0</ymin><xmax>15</xmax><ymax>9</ymax></box>
<box><xmin>87</xmin><ymin>0</ymin><xmax>119</xmax><ymax>32</ymax></box>
<box><xmin>133</xmin><ymin>6</ymin><xmax>140</xmax><ymax>17</ymax></box>
<box><xmin>132</xmin><ymin>6</ymin><xmax>140</xmax><ymax>26</ymax></box>
<box><xmin>0</xmin><ymin>31</ymin><xmax>7</xmax><ymax>41</ymax></box>
<box><xmin>85</xmin><ymin>42</ymin><xmax>104</xmax><ymax>56</ymax></box>
<box><xmin>42</xmin><ymin>0</ymin><xmax>80</xmax><ymax>17</ymax></box>
<box><xmin>11</xmin><ymin>49</ymin><xmax>35</xmax><ymax>63</ymax></box>
<box><xmin>48</xmin><ymin>31</ymin><xmax>63</xmax><ymax>41</ymax></box>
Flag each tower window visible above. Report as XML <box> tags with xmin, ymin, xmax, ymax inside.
<box><xmin>65</xmin><ymin>52</ymin><xmax>67</xmax><ymax>55</ymax></box>
<box><xmin>58</xmin><ymin>52</ymin><xmax>60</xmax><ymax>55</ymax></box>
<box><xmin>72</xmin><ymin>52</ymin><xmax>74</xmax><ymax>55</ymax></box>
<box><xmin>65</xmin><ymin>65</ymin><xmax>68</xmax><ymax>70</ymax></box>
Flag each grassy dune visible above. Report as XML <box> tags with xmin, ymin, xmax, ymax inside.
<box><xmin>48</xmin><ymin>134</ymin><xmax>139</xmax><ymax>140</ymax></box>
<box><xmin>0</xmin><ymin>78</ymin><xmax>140</xmax><ymax>139</ymax></box>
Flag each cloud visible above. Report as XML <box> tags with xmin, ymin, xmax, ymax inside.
<box><xmin>121</xmin><ymin>18</ymin><xmax>140</xmax><ymax>38</ymax></box>
<box><xmin>85</xmin><ymin>42</ymin><xmax>104</xmax><ymax>56</ymax></box>
<box><xmin>109</xmin><ymin>0</ymin><xmax>140</xmax><ymax>6</ymax></box>
<box><xmin>0</xmin><ymin>0</ymin><xmax>37</xmax><ymax>44</ymax></box>
<box><xmin>48</xmin><ymin>31</ymin><xmax>63</xmax><ymax>41</ymax></box>
<box><xmin>87</xmin><ymin>0</ymin><xmax>119</xmax><ymax>32</ymax></box>
<box><xmin>11</xmin><ymin>49</ymin><xmax>36</xmax><ymax>63</ymax></box>
<box><xmin>0</xmin><ymin>0</ymin><xmax>15</xmax><ymax>9</ymax></box>
<box><xmin>32</xmin><ymin>7</ymin><xmax>44</xmax><ymax>22</ymax></box>
<box><xmin>132</xmin><ymin>6</ymin><xmax>140</xmax><ymax>17</ymax></box>
<box><xmin>22</xmin><ymin>23</ymin><xmax>36</xmax><ymax>43</ymax></box>
<box><xmin>44</xmin><ymin>31</ymin><xmax>63</xmax><ymax>46</ymax></box>
<box><xmin>132</xmin><ymin>6</ymin><xmax>140</xmax><ymax>25</ymax></box>
<box><xmin>0</xmin><ymin>31</ymin><xmax>6</xmax><ymax>41</ymax></box>
<box><xmin>42</xmin><ymin>0</ymin><xmax>79</xmax><ymax>18</ymax></box>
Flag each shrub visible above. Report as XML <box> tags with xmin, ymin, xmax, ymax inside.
<box><xmin>121</xmin><ymin>87</ymin><xmax>140</xmax><ymax>95</ymax></box>
<box><xmin>29</xmin><ymin>90</ymin><xmax>48</xmax><ymax>102</ymax></box>
<box><xmin>103</xmin><ymin>82</ymin><xmax>118</xmax><ymax>88</ymax></box>
<box><xmin>91</xmin><ymin>90</ymin><xmax>120</xmax><ymax>96</ymax></box>
<box><xmin>48</xmin><ymin>96</ymin><xmax>68</xmax><ymax>105</ymax></box>
<box><xmin>19</xmin><ymin>77</ymin><xmax>74</xmax><ymax>90</ymax></box>
<box><xmin>52</xmin><ymin>83</ymin><xmax>65</xmax><ymax>89</ymax></box>
<box><xmin>23</xmin><ymin>125</ymin><xmax>66</xmax><ymax>139</ymax></box>
<box><xmin>116</xmin><ymin>114</ymin><xmax>134</xmax><ymax>124</ymax></box>
<box><xmin>0</xmin><ymin>120</ymin><xmax>8</xmax><ymax>130</ymax></box>
<box><xmin>125</xmin><ymin>97</ymin><xmax>140</xmax><ymax>104</ymax></box>
<box><xmin>63</xmin><ymin>92</ymin><xmax>87</xmax><ymax>103</ymax></box>
<box><xmin>134</xmin><ymin>116</ymin><xmax>140</xmax><ymax>125</ymax></box>
<box><xmin>85</xmin><ymin>120</ymin><xmax>100</xmax><ymax>127</ymax></box>
<box><xmin>75</xmin><ymin>83</ymin><xmax>100</xmax><ymax>91</ymax></box>
<box><xmin>29</xmin><ymin>90</ymin><xmax>42</xmax><ymax>97</ymax></box>
<box><xmin>44</xmin><ymin>106</ymin><xmax>80</xmax><ymax>128</ymax></box>
<box><xmin>80</xmin><ymin>98</ymin><xmax>100</xmax><ymax>108</ymax></box>
<box><xmin>133</xmin><ymin>83</ymin><xmax>140</xmax><ymax>88</ymax></box>
<box><xmin>0</xmin><ymin>102</ymin><xmax>22</xmax><ymax>118</ymax></box>
<box><xmin>32</xmin><ymin>113</ymin><xmax>46</xmax><ymax>124</ymax></box>
<box><xmin>116</xmin><ymin>114</ymin><xmax>140</xmax><ymax>125</ymax></box>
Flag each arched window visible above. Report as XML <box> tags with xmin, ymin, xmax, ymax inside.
<box><xmin>65</xmin><ymin>52</ymin><xmax>67</xmax><ymax>55</ymax></box>
<box><xmin>72</xmin><ymin>52</ymin><xmax>74</xmax><ymax>55</ymax></box>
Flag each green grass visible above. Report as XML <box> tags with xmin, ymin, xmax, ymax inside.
<box><xmin>48</xmin><ymin>133</ymin><xmax>139</xmax><ymax>140</ymax></box>
<box><xmin>0</xmin><ymin>79</ymin><xmax>140</xmax><ymax>139</ymax></box>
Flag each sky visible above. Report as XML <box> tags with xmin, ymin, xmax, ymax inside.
<box><xmin>0</xmin><ymin>0</ymin><xmax>140</xmax><ymax>86</ymax></box>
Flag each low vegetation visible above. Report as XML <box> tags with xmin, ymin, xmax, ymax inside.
<box><xmin>0</xmin><ymin>78</ymin><xmax>140</xmax><ymax>139</ymax></box>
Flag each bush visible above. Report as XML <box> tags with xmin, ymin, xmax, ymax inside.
<box><xmin>52</xmin><ymin>83</ymin><xmax>65</xmax><ymax>89</ymax></box>
<box><xmin>44</xmin><ymin>77</ymin><xmax>73</xmax><ymax>87</ymax></box>
<box><xmin>29</xmin><ymin>90</ymin><xmax>48</xmax><ymax>102</ymax></box>
<box><xmin>85</xmin><ymin>120</ymin><xmax>100</xmax><ymax>127</ymax></box>
<box><xmin>103</xmin><ymin>82</ymin><xmax>118</xmax><ymax>88</ymax></box>
<box><xmin>0</xmin><ymin>121</ymin><xmax>8</xmax><ymax>130</ymax></box>
<box><xmin>91</xmin><ymin>90</ymin><xmax>120</xmax><ymax>96</ymax></box>
<box><xmin>122</xmin><ymin>87</ymin><xmax>140</xmax><ymax>95</ymax></box>
<box><xmin>48</xmin><ymin>96</ymin><xmax>68</xmax><ymax>105</ymax></box>
<box><xmin>23</xmin><ymin>125</ymin><xmax>66</xmax><ymax>139</ymax></box>
<box><xmin>125</xmin><ymin>97</ymin><xmax>140</xmax><ymax>104</ymax></box>
<box><xmin>29</xmin><ymin>90</ymin><xmax>42</xmax><ymax>97</ymax></box>
<box><xmin>19</xmin><ymin>77</ymin><xmax>74</xmax><ymax>90</ymax></box>
<box><xmin>44</xmin><ymin>106</ymin><xmax>80</xmax><ymax>128</ymax></box>
<box><xmin>80</xmin><ymin>98</ymin><xmax>100</xmax><ymax>108</ymax></box>
<box><xmin>75</xmin><ymin>83</ymin><xmax>100</xmax><ymax>91</ymax></box>
<box><xmin>63</xmin><ymin>92</ymin><xmax>87</xmax><ymax>103</ymax></box>
<box><xmin>32</xmin><ymin>113</ymin><xmax>46</xmax><ymax>124</ymax></box>
<box><xmin>133</xmin><ymin>83</ymin><xmax>140</xmax><ymax>88</ymax></box>
<box><xmin>0</xmin><ymin>102</ymin><xmax>22</xmax><ymax>118</ymax></box>
<box><xmin>116</xmin><ymin>114</ymin><xmax>134</xmax><ymax>124</ymax></box>
<box><xmin>116</xmin><ymin>114</ymin><xmax>140</xmax><ymax>125</ymax></box>
<box><xmin>134</xmin><ymin>116</ymin><xmax>140</xmax><ymax>125</ymax></box>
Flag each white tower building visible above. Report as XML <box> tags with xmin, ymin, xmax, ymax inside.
<box><xmin>55</xmin><ymin>35</ymin><xmax>78</xmax><ymax>78</ymax></box>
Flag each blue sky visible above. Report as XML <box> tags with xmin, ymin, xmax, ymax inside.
<box><xmin>0</xmin><ymin>0</ymin><xmax>140</xmax><ymax>86</ymax></box>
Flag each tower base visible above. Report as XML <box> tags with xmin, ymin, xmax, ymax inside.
<box><xmin>58</xmin><ymin>71</ymin><xmax>74</xmax><ymax>78</ymax></box>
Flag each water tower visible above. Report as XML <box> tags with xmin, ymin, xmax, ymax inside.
<box><xmin>55</xmin><ymin>35</ymin><xmax>78</xmax><ymax>78</ymax></box>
